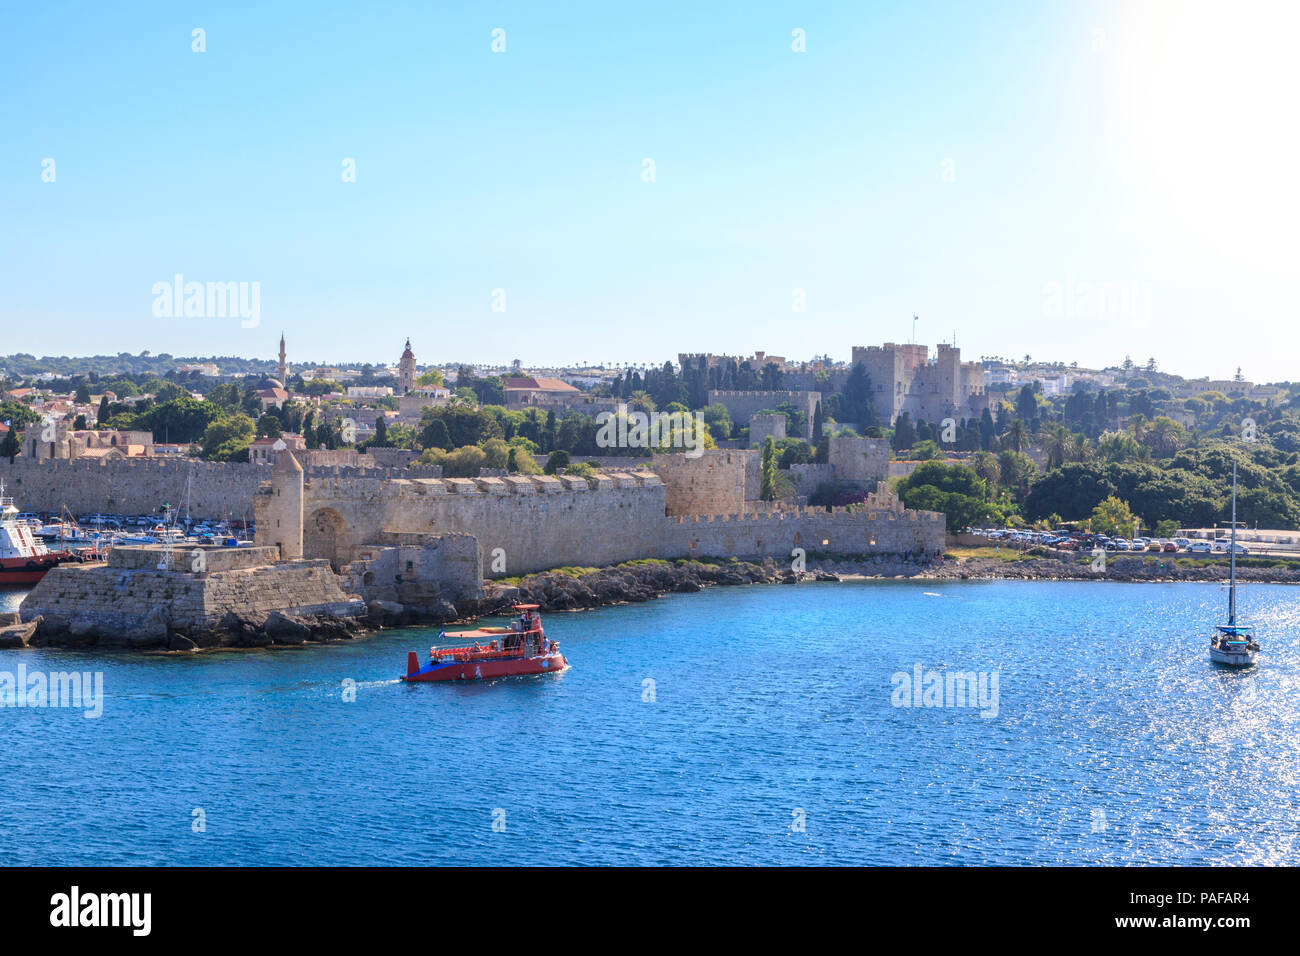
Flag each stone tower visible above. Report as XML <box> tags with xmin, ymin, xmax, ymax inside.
<box><xmin>277</xmin><ymin>332</ymin><xmax>288</xmax><ymax>385</ymax></box>
<box><xmin>398</xmin><ymin>338</ymin><xmax>416</xmax><ymax>395</ymax></box>
<box><xmin>267</xmin><ymin>450</ymin><xmax>304</xmax><ymax>560</ymax></box>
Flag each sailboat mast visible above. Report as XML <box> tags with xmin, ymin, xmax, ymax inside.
<box><xmin>1228</xmin><ymin>460</ymin><xmax>1237</xmax><ymax>626</ymax></box>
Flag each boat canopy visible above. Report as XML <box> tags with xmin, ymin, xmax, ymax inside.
<box><xmin>1216</xmin><ymin>624</ymin><xmax>1253</xmax><ymax>633</ymax></box>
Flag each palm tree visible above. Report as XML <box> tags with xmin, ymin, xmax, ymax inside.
<box><xmin>1147</xmin><ymin>416</ymin><xmax>1186</xmax><ymax>458</ymax></box>
<box><xmin>970</xmin><ymin>451</ymin><xmax>1001</xmax><ymax>496</ymax></box>
<box><xmin>1040</xmin><ymin>421</ymin><xmax>1070</xmax><ymax>469</ymax></box>
<box><xmin>1001</xmin><ymin>419</ymin><xmax>1029</xmax><ymax>454</ymax></box>
<box><xmin>628</xmin><ymin>390</ymin><xmax>656</xmax><ymax>414</ymax></box>
<box><xmin>1128</xmin><ymin>413</ymin><xmax>1150</xmax><ymax>445</ymax></box>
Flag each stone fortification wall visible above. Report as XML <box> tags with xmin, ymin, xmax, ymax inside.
<box><xmin>749</xmin><ymin>413</ymin><xmax>786</xmax><ymax>447</ymax></box>
<box><xmin>287</xmin><ymin>471</ymin><xmax>670</xmax><ymax>578</ymax></box>
<box><xmin>108</xmin><ymin>544</ymin><xmax>280</xmax><ymax>572</ymax></box>
<box><xmin>706</xmin><ymin>389</ymin><xmax>820</xmax><ymax>437</ymax></box>
<box><xmin>661</xmin><ymin>504</ymin><xmax>944</xmax><ymax>561</ymax></box>
<box><xmin>340</xmin><ymin>532</ymin><xmax>483</xmax><ymax>607</ymax></box>
<box><xmin>20</xmin><ymin>555</ymin><xmax>362</xmax><ymax>644</ymax></box>
<box><xmin>284</xmin><ymin>465</ymin><xmax>945</xmax><ymax>579</ymax></box>
<box><xmin>652</xmin><ymin>450</ymin><xmax>747</xmax><ymax>516</ymax></box>
<box><xmin>0</xmin><ymin>456</ymin><xmax>435</xmax><ymax>519</ymax></box>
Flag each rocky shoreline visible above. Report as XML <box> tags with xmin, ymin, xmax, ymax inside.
<box><xmin>916</xmin><ymin>554</ymin><xmax>1300</xmax><ymax>584</ymax></box>
<box><xmin>4</xmin><ymin>552</ymin><xmax>1295</xmax><ymax>652</ymax></box>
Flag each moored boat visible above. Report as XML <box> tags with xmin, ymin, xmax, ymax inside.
<box><xmin>1209</xmin><ymin>462</ymin><xmax>1259</xmax><ymax>667</ymax></box>
<box><xmin>1</xmin><ymin>487</ymin><xmax>69</xmax><ymax>584</ymax></box>
<box><xmin>401</xmin><ymin>604</ymin><xmax>569</xmax><ymax>682</ymax></box>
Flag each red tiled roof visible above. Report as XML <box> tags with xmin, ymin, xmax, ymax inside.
<box><xmin>504</xmin><ymin>376</ymin><xmax>579</xmax><ymax>392</ymax></box>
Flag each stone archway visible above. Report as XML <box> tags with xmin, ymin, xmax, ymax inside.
<box><xmin>305</xmin><ymin>507</ymin><xmax>349</xmax><ymax>570</ymax></box>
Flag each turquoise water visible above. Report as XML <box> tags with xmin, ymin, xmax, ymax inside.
<box><xmin>2</xmin><ymin>580</ymin><xmax>1298</xmax><ymax>865</ymax></box>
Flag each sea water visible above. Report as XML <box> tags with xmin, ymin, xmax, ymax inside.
<box><xmin>1</xmin><ymin>580</ymin><xmax>1297</xmax><ymax>865</ymax></box>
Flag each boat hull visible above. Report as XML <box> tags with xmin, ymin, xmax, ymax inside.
<box><xmin>1209</xmin><ymin>646</ymin><xmax>1257</xmax><ymax>668</ymax></box>
<box><xmin>402</xmin><ymin>651</ymin><xmax>569</xmax><ymax>682</ymax></box>
<box><xmin>0</xmin><ymin>556</ymin><xmax>60</xmax><ymax>585</ymax></box>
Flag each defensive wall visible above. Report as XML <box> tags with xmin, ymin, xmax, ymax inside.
<box><xmin>0</xmin><ymin>456</ymin><xmax>440</xmax><ymax>519</ymax></box>
<box><xmin>652</xmin><ymin>450</ymin><xmax>748</xmax><ymax>515</ymax></box>
<box><xmin>259</xmin><ymin>466</ymin><xmax>944</xmax><ymax>578</ymax></box>
<box><xmin>787</xmin><ymin>436</ymin><xmax>891</xmax><ymax>498</ymax></box>
<box><xmin>20</xmin><ymin>545</ymin><xmax>363</xmax><ymax>642</ymax></box>
<box><xmin>706</xmin><ymin>390</ymin><xmax>821</xmax><ymax>438</ymax></box>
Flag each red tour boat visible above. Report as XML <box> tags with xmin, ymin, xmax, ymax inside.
<box><xmin>401</xmin><ymin>604</ymin><xmax>569</xmax><ymax>682</ymax></box>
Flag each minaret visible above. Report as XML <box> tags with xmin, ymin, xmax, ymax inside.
<box><xmin>277</xmin><ymin>332</ymin><xmax>288</xmax><ymax>385</ymax></box>
<box><xmin>398</xmin><ymin>338</ymin><xmax>416</xmax><ymax>395</ymax></box>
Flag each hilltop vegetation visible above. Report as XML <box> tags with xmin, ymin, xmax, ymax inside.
<box><xmin>892</xmin><ymin>379</ymin><xmax>1300</xmax><ymax>532</ymax></box>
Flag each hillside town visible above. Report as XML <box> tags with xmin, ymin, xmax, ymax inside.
<box><xmin>3</xmin><ymin>337</ymin><xmax>1298</xmax><ymax>541</ymax></box>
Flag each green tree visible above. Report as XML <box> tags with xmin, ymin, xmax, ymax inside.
<box><xmin>701</xmin><ymin>403</ymin><xmax>733</xmax><ymax>440</ymax></box>
<box><xmin>0</xmin><ymin>401</ymin><xmax>41</xmax><ymax>429</ymax></box>
<box><xmin>1089</xmin><ymin>495</ymin><xmax>1139</xmax><ymax>537</ymax></box>
<box><xmin>1000</xmin><ymin>418</ymin><xmax>1029</xmax><ymax>453</ymax></box>
<box><xmin>200</xmin><ymin>414</ymin><xmax>256</xmax><ymax>461</ymax></box>
<box><xmin>0</xmin><ymin>427</ymin><xmax>20</xmax><ymax>462</ymax></box>
<box><xmin>760</xmin><ymin>436</ymin><xmax>777</xmax><ymax>501</ymax></box>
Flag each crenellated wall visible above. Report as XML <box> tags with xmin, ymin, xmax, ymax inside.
<box><xmin>259</xmin><ymin>466</ymin><xmax>945</xmax><ymax>577</ymax></box>
<box><xmin>706</xmin><ymin>390</ymin><xmax>821</xmax><ymax>437</ymax></box>
<box><xmin>663</xmin><ymin>505</ymin><xmax>944</xmax><ymax>560</ymax></box>
<box><xmin>0</xmin><ymin>456</ymin><xmax>436</xmax><ymax>520</ymax></box>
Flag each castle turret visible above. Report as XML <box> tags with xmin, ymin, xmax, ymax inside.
<box><xmin>267</xmin><ymin>450</ymin><xmax>304</xmax><ymax>560</ymax></box>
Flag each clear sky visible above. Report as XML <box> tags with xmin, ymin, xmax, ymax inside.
<box><xmin>3</xmin><ymin>1</ymin><xmax>1297</xmax><ymax>380</ymax></box>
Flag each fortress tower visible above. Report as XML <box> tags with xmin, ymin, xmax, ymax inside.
<box><xmin>264</xmin><ymin>450</ymin><xmax>304</xmax><ymax>559</ymax></box>
<box><xmin>398</xmin><ymin>339</ymin><xmax>416</xmax><ymax>395</ymax></box>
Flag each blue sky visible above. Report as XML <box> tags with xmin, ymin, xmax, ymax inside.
<box><xmin>3</xmin><ymin>1</ymin><xmax>1297</xmax><ymax>380</ymax></box>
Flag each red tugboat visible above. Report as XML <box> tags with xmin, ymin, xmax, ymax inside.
<box><xmin>0</xmin><ymin>487</ymin><xmax>91</xmax><ymax>585</ymax></box>
<box><xmin>401</xmin><ymin>605</ymin><xmax>569</xmax><ymax>682</ymax></box>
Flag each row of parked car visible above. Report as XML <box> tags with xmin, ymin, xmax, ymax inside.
<box><xmin>969</xmin><ymin>528</ymin><xmax>1250</xmax><ymax>555</ymax></box>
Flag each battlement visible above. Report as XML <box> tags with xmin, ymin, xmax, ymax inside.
<box><xmin>706</xmin><ymin>389</ymin><xmax>815</xmax><ymax>399</ymax></box>
<box><xmin>672</xmin><ymin>507</ymin><xmax>943</xmax><ymax>525</ymax></box>
<box><xmin>291</xmin><ymin>470</ymin><xmax>666</xmax><ymax>502</ymax></box>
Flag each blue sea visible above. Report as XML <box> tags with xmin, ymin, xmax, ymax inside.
<box><xmin>2</xmin><ymin>580</ymin><xmax>1298</xmax><ymax>865</ymax></box>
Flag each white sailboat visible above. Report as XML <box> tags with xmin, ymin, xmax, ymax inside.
<box><xmin>1209</xmin><ymin>461</ymin><xmax>1259</xmax><ymax>667</ymax></box>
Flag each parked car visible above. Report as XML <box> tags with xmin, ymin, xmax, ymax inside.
<box><xmin>1161</xmin><ymin>541</ymin><xmax>1178</xmax><ymax>553</ymax></box>
<box><xmin>1174</xmin><ymin>538</ymin><xmax>1192</xmax><ymax>550</ymax></box>
<box><xmin>1189</xmin><ymin>541</ymin><xmax>1213</xmax><ymax>553</ymax></box>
